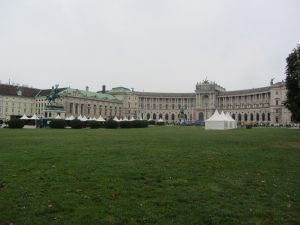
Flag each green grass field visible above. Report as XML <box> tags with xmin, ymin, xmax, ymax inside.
<box><xmin>0</xmin><ymin>127</ymin><xmax>299</xmax><ymax>225</ymax></box>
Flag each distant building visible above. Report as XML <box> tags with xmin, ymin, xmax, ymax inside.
<box><xmin>0</xmin><ymin>81</ymin><xmax>294</xmax><ymax>125</ymax></box>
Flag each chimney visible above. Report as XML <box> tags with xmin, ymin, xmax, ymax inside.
<box><xmin>102</xmin><ymin>85</ymin><xmax>106</xmax><ymax>93</ymax></box>
<box><xmin>86</xmin><ymin>86</ymin><xmax>89</xmax><ymax>92</ymax></box>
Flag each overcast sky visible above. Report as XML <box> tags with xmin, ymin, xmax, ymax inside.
<box><xmin>0</xmin><ymin>0</ymin><xmax>299</xmax><ymax>92</ymax></box>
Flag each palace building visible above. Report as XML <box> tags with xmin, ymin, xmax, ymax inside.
<box><xmin>0</xmin><ymin>80</ymin><xmax>293</xmax><ymax>125</ymax></box>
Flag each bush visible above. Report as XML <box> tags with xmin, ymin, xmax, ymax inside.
<box><xmin>8</xmin><ymin>118</ymin><xmax>24</xmax><ymax>128</ymax></box>
<box><xmin>245</xmin><ymin>121</ymin><xmax>252</xmax><ymax>129</ymax></box>
<box><xmin>131</xmin><ymin>120</ymin><xmax>149</xmax><ymax>128</ymax></box>
<box><xmin>49</xmin><ymin>119</ymin><xmax>65</xmax><ymax>129</ymax></box>
<box><xmin>70</xmin><ymin>119</ymin><xmax>83</xmax><ymax>129</ymax></box>
<box><xmin>89</xmin><ymin>121</ymin><xmax>101</xmax><ymax>129</ymax></box>
<box><xmin>120</xmin><ymin>121</ymin><xmax>132</xmax><ymax>128</ymax></box>
<box><xmin>148</xmin><ymin>120</ymin><xmax>156</xmax><ymax>125</ymax></box>
<box><xmin>105</xmin><ymin>119</ymin><xmax>119</xmax><ymax>129</ymax></box>
<box><xmin>156</xmin><ymin>121</ymin><xmax>165</xmax><ymax>126</ymax></box>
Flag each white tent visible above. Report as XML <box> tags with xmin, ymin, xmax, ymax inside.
<box><xmin>123</xmin><ymin>117</ymin><xmax>128</xmax><ymax>121</ymax></box>
<box><xmin>20</xmin><ymin>114</ymin><xmax>29</xmax><ymax>120</ymax></box>
<box><xmin>90</xmin><ymin>116</ymin><xmax>97</xmax><ymax>121</ymax></box>
<box><xmin>55</xmin><ymin>114</ymin><xmax>62</xmax><ymax>119</ymax></box>
<box><xmin>30</xmin><ymin>114</ymin><xmax>39</xmax><ymax>120</ymax></box>
<box><xmin>205</xmin><ymin>110</ymin><xmax>229</xmax><ymax>130</ymax></box>
<box><xmin>66</xmin><ymin>115</ymin><xmax>75</xmax><ymax>121</ymax></box>
<box><xmin>81</xmin><ymin>115</ymin><xmax>88</xmax><ymax>121</ymax></box>
<box><xmin>220</xmin><ymin>111</ymin><xmax>230</xmax><ymax>129</ymax></box>
<box><xmin>225</xmin><ymin>112</ymin><xmax>237</xmax><ymax>129</ymax></box>
<box><xmin>113</xmin><ymin>116</ymin><xmax>120</xmax><ymax>122</ymax></box>
<box><xmin>130</xmin><ymin>116</ymin><xmax>135</xmax><ymax>121</ymax></box>
<box><xmin>77</xmin><ymin>115</ymin><xmax>83</xmax><ymax>120</ymax></box>
<box><xmin>158</xmin><ymin>118</ymin><xmax>164</xmax><ymax>122</ymax></box>
<box><xmin>97</xmin><ymin>115</ymin><xmax>105</xmax><ymax>122</ymax></box>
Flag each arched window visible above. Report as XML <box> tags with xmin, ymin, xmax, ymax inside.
<box><xmin>184</xmin><ymin>114</ymin><xmax>187</xmax><ymax>119</ymax></box>
<box><xmin>165</xmin><ymin>114</ymin><xmax>169</xmax><ymax>120</ymax></box>
<box><xmin>238</xmin><ymin>114</ymin><xmax>242</xmax><ymax>121</ymax></box>
<box><xmin>244</xmin><ymin>114</ymin><xmax>248</xmax><ymax>121</ymax></box>
<box><xmin>159</xmin><ymin>114</ymin><xmax>162</xmax><ymax>119</ymax></box>
<box><xmin>267</xmin><ymin>113</ymin><xmax>270</xmax><ymax>121</ymax></box>
<box><xmin>171</xmin><ymin>114</ymin><xmax>175</xmax><ymax>120</ymax></box>
<box><xmin>232</xmin><ymin>114</ymin><xmax>236</xmax><ymax>120</ymax></box>
<box><xmin>147</xmin><ymin>113</ymin><xmax>150</xmax><ymax>120</ymax></box>
<box><xmin>153</xmin><ymin>114</ymin><xmax>156</xmax><ymax>120</ymax></box>
<box><xmin>262</xmin><ymin>113</ymin><xmax>265</xmax><ymax>121</ymax></box>
<box><xmin>256</xmin><ymin>113</ymin><xmax>260</xmax><ymax>121</ymax></box>
<box><xmin>250</xmin><ymin>113</ymin><xmax>254</xmax><ymax>121</ymax></box>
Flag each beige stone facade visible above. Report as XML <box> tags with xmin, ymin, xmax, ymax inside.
<box><xmin>0</xmin><ymin>81</ymin><xmax>295</xmax><ymax>125</ymax></box>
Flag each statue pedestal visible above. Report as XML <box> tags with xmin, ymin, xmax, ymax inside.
<box><xmin>43</xmin><ymin>104</ymin><xmax>66</xmax><ymax>119</ymax></box>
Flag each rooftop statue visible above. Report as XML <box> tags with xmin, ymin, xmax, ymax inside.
<box><xmin>46</xmin><ymin>84</ymin><xmax>61</xmax><ymax>104</ymax></box>
<box><xmin>203</xmin><ymin>77</ymin><xmax>209</xmax><ymax>84</ymax></box>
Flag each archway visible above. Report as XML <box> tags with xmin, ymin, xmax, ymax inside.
<box><xmin>198</xmin><ymin>112</ymin><xmax>204</xmax><ymax>121</ymax></box>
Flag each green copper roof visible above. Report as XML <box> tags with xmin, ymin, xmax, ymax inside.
<box><xmin>59</xmin><ymin>88</ymin><xmax>120</xmax><ymax>101</ymax></box>
<box><xmin>109</xmin><ymin>87</ymin><xmax>132</xmax><ymax>93</ymax></box>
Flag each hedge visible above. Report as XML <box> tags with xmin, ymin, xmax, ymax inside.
<box><xmin>89</xmin><ymin>121</ymin><xmax>102</xmax><ymax>129</ymax></box>
<box><xmin>8</xmin><ymin>118</ymin><xmax>24</xmax><ymax>128</ymax></box>
<box><xmin>49</xmin><ymin>119</ymin><xmax>65</xmax><ymax>129</ymax></box>
<box><xmin>70</xmin><ymin>119</ymin><xmax>83</xmax><ymax>129</ymax></box>
<box><xmin>105</xmin><ymin>119</ymin><xmax>119</xmax><ymax>129</ymax></box>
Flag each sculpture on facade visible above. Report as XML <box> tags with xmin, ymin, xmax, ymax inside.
<box><xmin>46</xmin><ymin>84</ymin><xmax>61</xmax><ymax>104</ymax></box>
<box><xmin>203</xmin><ymin>77</ymin><xmax>209</xmax><ymax>84</ymax></box>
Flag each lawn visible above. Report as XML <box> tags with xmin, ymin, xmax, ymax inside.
<box><xmin>0</xmin><ymin>127</ymin><xmax>299</xmax><ymax>225</ymax></box>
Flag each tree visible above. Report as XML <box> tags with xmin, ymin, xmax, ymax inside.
<box><xmin>285</xmin><ymin>45</ymin><xmax>300</xmax><ymax>125</ymax></box>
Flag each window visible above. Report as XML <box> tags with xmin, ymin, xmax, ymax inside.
<box><xmin>153</xmin><ymin>114</ymin><xmax>156</xmax><ymax>120</ymax></box>
<box><xmin>165</xmin><ymin>114</ymin><xmax>169</xmax><ymax>120</ymax></box>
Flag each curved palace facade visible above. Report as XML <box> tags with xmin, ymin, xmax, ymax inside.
<box><xmin>0</xmin><ymin>80</ymin><xmax>293</xmax><ymax>125</ymax></box>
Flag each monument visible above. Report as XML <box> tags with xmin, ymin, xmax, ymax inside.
<box><xmin>178</xmin><ymin>107</ymin><xmax>186</xmax><ymax>124</ymax></box>
<box><xmin>43</xmin><ymin>85</ymin><xmax>66</xmax><ymax>120</ymax></box>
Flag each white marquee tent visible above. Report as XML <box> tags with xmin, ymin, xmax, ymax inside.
<box><xmin>30</xmin><ymin>114</ymin><xmax>39</xmax><ymax>120</ymax></box>
<box><xmin>205</xmin><ymin>110</ymin><xmax>237</xmax><ymax>130</ymax></box>
<box><xmin>97</xmin><ymin>115</ymin><xmax>105</xmax><ymax>122</ymax></box>
<box><xmin>20</xmin><ymin>114</ymin><xmax>29</xmax><ymax>120</ymax></box>
<box><xmin>205</xmin><ymin>110</ymin><xmax>229</xmax><ymax>130</ymax></box>
<box><xmin>113</xmin><ymin>116</ymin><xmax>120</xmax><ymax>122</ymax></box>
<box><xmin>225</xmin><ymin>112</ymin><xmax>237</xmax><ymax>129</ymax></box>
